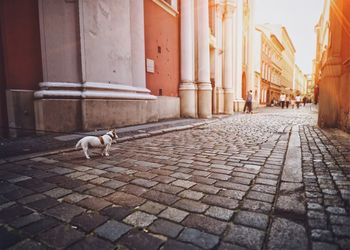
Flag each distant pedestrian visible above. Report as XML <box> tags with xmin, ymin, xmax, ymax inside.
<box><xmin>295</xmin><ymin>94</ymin><xmax>301</xmax><ymax>108</ymax></box>
<box><xmin>290</xmin><ymin>94</ymin><xmax>295</xmax><ymax>109</ymax></box>
<box><xmin>243</xmin><ymin>91</ymin><xmax>248</xmax><ymax>113</ymax></box>
<box><xmin>286</xmin><ymin>95</ymin><xmax>290</xmax><ymax>109</ymax></box>
<box><xmin>303</xmin><ymin>96</ymin><xmax>307</xmax><ymax>106</ymax></box>
<box><xmin>280</xmin><ymin>93</ymin><xmax>286</xmax><ymax>109</ymax></box>
<box><xmin>243</xmin><ymin>90</ymin><xmax>253</xmax><ymax>113</ymax></box>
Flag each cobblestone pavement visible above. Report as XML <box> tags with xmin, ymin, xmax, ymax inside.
<box><xmin>0</xmin><ymin>106</ymin><xmax>349</xmax><ymax>250</ymax></box>
<box><xmin>0</xmin><ymin>118</ymin><xmax>208</xmax><ymax>159</ymax></box>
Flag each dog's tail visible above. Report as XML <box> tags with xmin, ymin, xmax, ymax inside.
<box><xmin>75</xmin><ymin>139</ymin><xmax>82</xmax><ymax>149</ymax></box>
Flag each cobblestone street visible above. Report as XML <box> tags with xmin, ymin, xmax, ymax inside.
<box><xmin>0</xmin><ymin>106</ymin><xmax>349</xmax><ymax>250</ymax></box>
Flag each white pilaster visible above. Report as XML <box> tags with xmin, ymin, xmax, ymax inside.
<box><xmin>179</xmin><ymin>0</ymin><xmax>196</xmax><ymax>117</ymax></box>
<box><xmin>196</xmin><ymin>0</ymin><xmax>212</xmax><ymax>118</ymax></box>
<box><xmin>223</xmin><ymin>0</ymin><xmax>235</xmax><ymax>114</ymax></box>
<box><xmin>214</xmin><ymin>2</ymin><xmax>225</xmax><ymax>114</ymax></box>
<box><xmin>233</xmin><ymin>0</ymin><xmax>245</xmax><ymax>111</ymax></box>
<box><xmin>235</xmin><ymin>0</ymin><xmax>243</xmax><ymax>100</ymax></box>
<box><xmin>130</xmin><ymin>0</ymin><xmax>147</xmax><ymax>88</ymax></box>
<box><xmin>247</xmin><ymin>0</ymin><xmax>255</xmax><ymax>93</ymax></box>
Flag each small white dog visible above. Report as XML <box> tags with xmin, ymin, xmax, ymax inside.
<box><xmin>75</xmin><ymin>129</ymin><xmax>118</xmax><ymax>159</ymax></box>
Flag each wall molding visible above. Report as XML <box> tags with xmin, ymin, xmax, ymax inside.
<box><xmin>152</xmin><ymin>0</ymin><xmax>178</xmax><ymax>17</ymax></box>
<box><xmin>34</xmin><ymin>82</ymin><xmax>157</xmax><ymax>100</ymax></box>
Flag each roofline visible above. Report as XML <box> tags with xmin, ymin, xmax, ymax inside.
<box><xmin>281</xmin><ymin>26</ymin><xmax>296</xmax><ymax>52</ymax></box>
<box><xmin>270</xmin><ymin>34</ymin><xmax>285</xmax><ymax>51</ymax></box>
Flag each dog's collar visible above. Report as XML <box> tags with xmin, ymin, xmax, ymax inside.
<box><xmin>107</xmin><ymin>134</ymin><xmax>115</xmax><ymax>140</ymax></box>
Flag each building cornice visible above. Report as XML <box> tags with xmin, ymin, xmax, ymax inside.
<box><xmin>281</xmin><ymin>26</ymin><xmax>296</xmax><ymax>53</ymax></box>
<box><xmin>152</xmin><ymin>0</ymin><xmax>179</xmax><ymax>17</ymax></box>
<box><xmin>270</xmin><ymin>34</ymin><xmax>284</xmax><ymax>51</ymax></box>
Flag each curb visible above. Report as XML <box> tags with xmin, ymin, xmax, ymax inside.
<box><xmin>0</xmin><ymin>119</ymin><xmax>220</xmax><ymax>164</ymax></box>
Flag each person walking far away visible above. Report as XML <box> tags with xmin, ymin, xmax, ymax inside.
<box><xmin>286</xmin><ymin>94</ymin><xmax>290</xmax><ymax>109</ymax></box>
<box><xmin>247</xmin><ymin>90</ymin><xmax>253</xmax><ymax>113</ymax></box>
<box><xmin>290</xmin><ymin>94</ymin><xmax>296</xmax><ymax>109</ymax></box>
<box><xmin>280</xmin><ymin>93</ymin><xmax>286</xmax><ymax>109</ymax></box>
<box><xmin>295</xmin><ymin>94</ymin><xmax>301</xmax><ymax>108</ymax></box>
<box><xmin>243</xmin><ymin>91</ymin><xmax>248</xmax><ymax>113</ymax></box>
<box><xmin>303</xmin><ymin>96</ymin><xmax>307</xmax><ymax>106</ymax></box>
<box><xmin>243</xmin><ymin>90</ymin><xmax>253</xmax><ymax>113</ymax></box>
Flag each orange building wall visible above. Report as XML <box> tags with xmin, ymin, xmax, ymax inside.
<box><xmin>339</xmin><ymin>0</ymin><xmax>350</xmax><ymax>132</ymax></box>
<box><xmin>318</xmin><ymin>0</ymin><xmax>350</xmax><ymax>133</ymax></box>
<box><xmin>341</xmin><ymin>0</ymin><xmax>350</xmax><ymax>73</ymax></box>
<box><xmin>0</xmin><ymin>0</ymin><xmax>42</xmax><ymax>90</ymax></box>
<box><xmin>144</xmin><ymin>0</ymin><xmax>180</xmax><ymax>97</ymax></box>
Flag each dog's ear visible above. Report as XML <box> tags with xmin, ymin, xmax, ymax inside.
<box><xmin>112</xmin><ymin>128</ymin><xmax>116</xmax><ymax>133</ymax></box>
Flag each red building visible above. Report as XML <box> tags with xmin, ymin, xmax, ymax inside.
<box><xmin>144</xmin><ymin>0</ymin><xmax>180</xmax><ymax>119</ymax></box>
<box><xmin>0</xmin><ymin>0</ymin><xmax>181</xmax><ymax>137</ymax></box>
<box><xmin>0</xmin><ymin>0</ymin><xmax>43</xmax><ymax>137</ymax></box>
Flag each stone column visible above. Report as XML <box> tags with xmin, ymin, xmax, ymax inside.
<box><xmin>223</xmin><ymin>1</ymin><xmax>235</xmax><ymax>114</ymax></box>
<box><xmin>247</xmin><ymin>0</ymin><xmax>255</xmax><ymax>93</ymax></box>
<box><xmin>179</xmin><ymin>0</ymin><xmax>196</xmax><ymax>117</ymax></box>
<box><xmin>197</xmin><ymin>0</ymin><xmax>212</xmax><ymax>118</ymax></box>
<box><xmin>318</xmin><ymin>0</ymin><xmax>343</xmax><ymax>129</ymax></box>
<box><xmin>234</xmin><ymin>0</ymin><xmax>245</xmax><ymax>111</ymax></box>
<box><xmin>214</xmin><ymin>2</ymin><xmax>225</xmax><ymax>114</ymax></box>
<box><xmin>130</xmin><ymin>0</ymin><xmax>146</xmax><ymax>88</ymax></box>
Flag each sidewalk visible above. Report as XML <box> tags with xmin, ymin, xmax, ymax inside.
<box><xmin>0</xmin><ymin>117</ymin><xmax>225</xmax><ymax>160</ymax></box>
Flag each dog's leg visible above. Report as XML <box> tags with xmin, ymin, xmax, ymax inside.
<box><xmin>101</xmin><ymin>148</ymin><xmax>105</xmax><ymax>156</ymax></box>
<box><xmin>105</xmin><ymin>144</ymin><xmax>110</xmax><ymax>156</ymax></box>
<box><xmin>83</xmin><ymin>146</ymin><xmax>90</xmax><ymax>159</ymax></box>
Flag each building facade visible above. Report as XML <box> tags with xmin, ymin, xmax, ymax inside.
<box><xmin>1</xmin><ymin>0</ymin><xmax>161</xmax><ymax>136</ymax></box>
<box><xmin>180</xmin><ymin>0</ymin><xmax>256</xmax><ymax>118</ymax></box>
<box><xmin>305</xmin><ymin>74</ymin><xmax>315</xmax><ymax>101</ymax></box>
<box><xmin>280</xmin><ymin>27</ymin><xmax>296</xmax><ymax>93</ymax></box>
<box><xmin>0</xmin><ymin>0</ymin><xmax>256</xmax><ymax>137</ymax></box>
<box><xmin>144</xmin><ymin>0</ymin><xmax>181</xmax><ymax>120</ymax></box>
<box><xmin>315</xmin><ymin>0</ymin><xmax>350</xmax><ymax>133</ymax></box>
<box><xmin>255</xmin><ymin>25</ymin><xmax>284</xmax><ymax>106</ymax></box>
<box><xmin>293</xmin><ymin>64</ymin><xmax>307</xmax><ymax>96</ymax></box>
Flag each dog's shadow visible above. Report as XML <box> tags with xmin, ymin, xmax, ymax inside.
<box><xmin>71</xmin><ymin>150</ymin><xmax>109</xmax><ymax>161</ymax></box>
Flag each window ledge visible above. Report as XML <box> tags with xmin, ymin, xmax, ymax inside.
<box><xmin>152</xmin><ymin>0</ymin><xmax>179</xmax><ymax>17</ymax></box>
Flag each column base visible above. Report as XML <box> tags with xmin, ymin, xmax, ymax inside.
<box><xmin>234</xmin><ymin>99</ymin><xmax>245</xmax><ymax>112</ymax></box>
<box><xmin>224</xmin><ymin>89</ymin><xmax>234</xmax><ymax>114</ymax></box>
<box><xmin>213</xmin><ymin>87</ymin><xmax>224</xmax><ymax>114</ymax></box>
<box><xmin>197</xmin><ymin>82</ymin><xmax>212</xmax><ymax>118</ymax></box>
<box><xmin>179</xmin><ymin>82</ymin><xmax>197</xmax><ymax>118</ymax></box>
<box><xmin>34</xmin><ymin>82</ymin><xmax>158</xmax><ymax>132</ymax></box>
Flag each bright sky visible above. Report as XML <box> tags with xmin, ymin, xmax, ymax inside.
<box><xmin>255</xmin><ymin>0</ymin><xmax>324</xmax><ymax>74</ymax></box>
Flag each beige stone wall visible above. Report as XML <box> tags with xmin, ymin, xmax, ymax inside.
<box><xmin>34</xmin><ymin>98</ymin><xmax>172</xmax><ymax>132</ymax></box>
<box><xmin>39</xmin><ymin>0</ymin><xmax>81</xmax><ymax>82</ymax></box>
<box><xmin>81</xmin><ymin>99</ymin><xmax>158</xmax><ymax>131</ymax></box>
<box><xmin>34</xmin><ymin>99</ymin><xmax>82</xmax><ymax>133</ymax></box>
<box><xmin>80</xmin><ymin>0</ymin><xmax>133</xmax><ymax>84</ymax></box>
<box><xmin>157</xmin><ymin>96</ymin><xmax>180</xmax><ymax>120</ymax></box>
